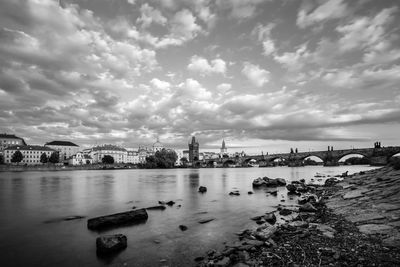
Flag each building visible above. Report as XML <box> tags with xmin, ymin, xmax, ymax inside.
<box><xmin>0</xmin><ymin>134</ymin><xmax>27</xmax><ymax>154</ymax></box>
<box><xmin>188</xmin><ymin>136</ymin><xmax>199</xmax><ymax>162</ymax></box>
<box><xmin>45</xmin><ymin>141</ymin><xmax>79</xmax><ymax>162</ymax></box>
<box><xmin>4</xmin><ymin>145</ymin><xmax>55</xmax><ymax>165</ymax></box>
<box><xmin>68</xmin><ymin>152</ymin><xmax>93</xmax><ymax>165</ymax></box>
<box><xmin>91</xmin><ymin>144</ymin><xmax>128</xmax><ymax>164</ymax></box>
<box><xmin>152</xmin><ymin>138</ymin><xmax>164</xmax><ymax>153</ymax></box>
<box><xmin>127</xmin><ymin>150</ymin><xmax>140</xmax><ymax>164</ymax></box>
<box><xmin>220</xmin><ymin>139</ymin><xmax>227</xmax><ymax>155</ymax></box>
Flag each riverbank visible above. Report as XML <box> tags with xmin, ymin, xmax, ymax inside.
<box><xmin>196</xmin><ymin>166</ymin><xmax>400</xmax><ymax>266</ymax></box>
<box><xmin>0</xmin><ymin>164</ymin><xmax>136</xmax><ymax>172</ymax></box>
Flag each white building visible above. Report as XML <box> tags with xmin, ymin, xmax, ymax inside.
<box><xmin>45</xmin><ymin>141</ymin><xmax>79</xmax><ymax>162</ymax></box>
<box><xmin>0</xmin><ymin>134</ymin><xmax>27</xmax><ymax>155</ymax></box>
<box><xmin>68</xmin><ymin>152</ymin><xmax>93</xmax><ymax>165</ymax></box>
<box><xmin>4</xmin><ymin>145</ymin><xmax>55</xmax><ymax>165</ymax></box>
<box><xmin>91</xmin><ymin>144</ymin><xmax>128</xmax><ymax>164</ymax></box>
<box><xmin>127</xmin><ymin>150</ymin><xmax>140</xmax><ymax>164</ymax></box>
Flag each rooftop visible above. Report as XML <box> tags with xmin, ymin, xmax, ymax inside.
<box><xmin>5</xmin><ymin>145</ymin><xmax>55</xmax><ymax>151</ymax></box>
<box><xmin>46</xmin><ymin>141</ymin><xmax>79</xmax><ymax>147</ymax></box>
<box><xmin>0</xmin><ymin>133</ymin><xmax>27</xmax><ymax>145</ymax></box>
<box><xmin>92</xmin><ymin>144</ymin><xmax>127</xmax><ymax>152</ymax></box>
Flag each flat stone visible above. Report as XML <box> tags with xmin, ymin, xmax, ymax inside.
<box><xmin>357</xmin><ymin>224</ymin><xmax>394</xmax><ymax>235</ymax></box>
<box><xmin>243</xmin><ymin>239</ymin><xmax>264</xmax><ymax>247</ymax></box>
<box><xmin>288</xmin><ymin>221</ymin><xmax>309</xmax><ymax>228</ymax></box>
<box><xmin>343</xmin><ymin>189</ymin><xmax>368</xmax><ymax>200</ymax></box>
<box><xmin>215</xmin><ymin>257</ymin><xmax>230</xmax><ymax>266</ymax></box>
<box><xmin>346</xmin><ymin>213</ymin><xmax>386</xmax><ymax>224</ymax></box>
<box><xmin>383</xmin><ymin>233</ymin><xmax>400</xmax><ymax>247</ymax></box>
<box><xmin>254</xmin><ymin>225</ymin><xmax>277</xmax><ymax>241</ymax></box>
<box><xmin>373</xmin><ymin>203</ymin><xmax>400</xmax><ymax>211</ymax></box>
<box><xmin>199</xmin><ymin>218</ymin><xmax>215</xmax><ymax>224</ymax></box>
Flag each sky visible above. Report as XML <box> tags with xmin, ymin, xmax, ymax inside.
<box><xmin>0</xmin><ymin>0</ymin><xmax>399</xmax><ymax>154</ymax></box>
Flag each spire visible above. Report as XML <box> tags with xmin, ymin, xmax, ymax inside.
<box><xmin>221</xmin><ymin>139</ymin><xmax>226</xmax><ymax>149</ymax></box>
<box><xmin>191</xmin><ymin>136</ymin><xmax>196</xmax><ymax>144</ymax></box>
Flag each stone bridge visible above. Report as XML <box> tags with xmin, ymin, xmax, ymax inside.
<box><xmin>201</xmin><ymin>145</ymin><xmax>400</xmax><ymax>167</ymax></box>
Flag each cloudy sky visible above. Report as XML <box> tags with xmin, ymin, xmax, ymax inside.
<box><xmin>0</xmin><ymin>0</ymin><xmax>399</xmax><ymax>153</ymax></box>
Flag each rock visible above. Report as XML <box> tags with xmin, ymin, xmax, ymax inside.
<box><xmin>264</xmin><ymin>212</ymin><xmax>277</xmax><ymax>224</ymax></box>
<box><xmin>199</xmin><ymin>218</ymin><xmax>215</xmax><ymax>224</ymax></box>
<box><xmin>215</xmin><ymin>257</ymin><xmax>230</xmax><ymax>266</ymax></box>
<box><xmin>131</xmin><ymin>206</ymin><xmax>136</xmax><ymax>210</ymax></box>
<box><xmin>252</xmin><ymin>177</ymin><xmax>265</xmax><ymax>187</ymax></box>
<box><xmin>166</xmin><ymin>200</ymin><xmax>175</xmax><ymax>206</ymax></box>
<box><xmin>324</xmin><ymin>178</ymin><xmax>338</xmax><ymax>187</ymax></box>
<box><xmin>346</xmin><ymin>213</ymin><xmax>385</xmax><ymax>224</ymax></box>
<box><xmin>88</xmin><ymin>209</ymin><xmax>148</xmax><ymax>230</ymax></box>
<box><xmin>158</xmin><ymin>201</ymin><xmax>166</xmax><ymax>205</ymax></box>
<box><xmin>254</xmin><ymin>225</ymin><xmax>277</xmax><ymax>241</ymax></box>
<box><xmin>276</xmin><ymin>178</ymin><xmax>287</xmax><ymax>186</ymax></box>
<box><xmin>96</xmin><ymin>234</ymin><xmax>127</xmax><ymax>254</ymax></box>
<box><xmin>146</xmin><ymin>205</ymin><xmax>166</xmax><ymax>210</ymax></box>
<box><xmin>357</xmin><ymin>224</ymin><xmax>394</xmax><ymax>235</ymax></box>
<box><xmin>229</xmin><ymin>191</ymin><xmax>240</xmax><ymax>196</ymax></box>
<box><xmin>179</xmin><ymin>225</ymin><xmax>188</xmax><ymax>231</ymax></box>
<box><xmin>264</xmin><ymin>177</ymin><xmax>279</xmax><ymax>187</ymax></box>
<box><xmin>194</xmin><ymin>256</ymin><xmax>204</xmax><ymax>262</ymax></box>
<box><xmin>343</xmin><ymin>190</ymin><xmax>367</xmax><ymax>200</ymax></box>
<box><xmin>243</xmin><ymin>239</ymin><xmax>264</xmax><ymax>247</ymax></box>
<box><xmin>251</xmin><ymin>215</ymin><xmax>262</xmax><ymax>221</ymax></box>
<box><xmin>299</xmin><ymin>203</ymin><xmax>317</xmax><ymax>212</ymax></box>
<box><xmin>286</xmin><ymin>184</ymin><xmax>297</xmax><ymax>193</ymax></box>
<box><xmin>288</xmin><ymin>221</ymin><xmax>309</xmax><ymax>228</ymax></box>
<box><xmin>298</xmin><ymin>197</ymin><xmax>308</xmax><ymax>205</ymax></box>
<box><xmin>198</xmin><ymin>186</ymin><xmax>207</xmax><ymax>193</ymax></box>
<box><xmin>248</xmin><ymin>191</ymin><xmax>253</xmax><ymax>194</ymax></box>
<box><xmin>279</xmin><ymin>209</ymin><xmax>292</xmax><ymax>216</ymax></box>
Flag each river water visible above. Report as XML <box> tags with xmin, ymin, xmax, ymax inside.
<box><xmin>0</xmin><ymin>165</ymin><xmax>377</xmax><ymax>267</ymax></box>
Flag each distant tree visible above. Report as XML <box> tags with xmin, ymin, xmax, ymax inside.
<box><xmin>102</xmin><ymin>155</ymin><xmax>114</xmax><ymax>164</ymax></box>
<box><xmin>344</xmin><ymin>156</ymin><xmax>369</xmax><ymax>165</ymax></box>
<box><xmin>144</xmin><ymin>149</ymin><xmax>177</xmax><ymax>168</ymax></box>
<box><xmin>40</xmin><ymin>153</ymin><xmax>48</xmax><ymax>164</ymax></box>
<box><xmin>48</xmin><ymin>151</ymin><xmax>59</xmax><ymax>164</ymax></box>
<box><xmin>0</xmin><ymin>154</ymin><xmax>4</xmax><ymax>164</ymax></box>
<box><xmin>86</xmin><ymin>160</ymin><xmax>91</xmax><ymax>165</ymax></box>
<box><xmin>290</xmin><ymin>148</ymin><xmax>294</xmax><ymax>154</ymax></box>
<box><xmin>11</xmin><ymin>150</ymin><xmax>24</xmax><ymax>164</ymax></box>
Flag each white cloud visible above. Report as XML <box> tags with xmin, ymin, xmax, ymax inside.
<box><xmin>273</xmin><ymin>44</ymin><xmax>310</xmax><ymax>71</ymax></box>
<box><xmin>150</xmin><ymin>78</ymin><xmax>171</xmax><ymax>90</ymax></box>
<box><xmin>217</xmin><ymin>83</ymin><xmax>232</xmax><ymax>93</ymax></box>
<box><xmin>337</xmin><ymin>7</ymin><xmax>398</xmax><ymax>51</ymax></box>
<box><xmin>241</xmin><ymin>62</ymin><xmax>270</xmax><ymax>87</ymax></box>
<box><xmin>187</xmin><ymin>55</ymin><xmax>226</xmax><ymax>75</ymax></box>
<box><xmin>180</xmin><ymin>78</ymin><xmax>212</xmax><ymax>100</ymax></box>
<box><xmin>297</xmin><ymin>0</ymin><xmax>348</xmax><ymax>28</ymax></box>
<box><xmin>137</xmin><ymin>3</ymin><xmax>167</xmax><ymax>28</ymax></box>
<box><xmin>217</xmin><ymin>0</ymin><xmax>264</xmax><ymax>19</ymax></box>
<box><xmin>252</xmin><ymin>23</ymin><xmax>276</xmax><ymax>56</ymax></box>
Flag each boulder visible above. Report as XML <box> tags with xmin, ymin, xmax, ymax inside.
<box><xmin>198</xmin><ymin>186</ymin><xmax>207</xmax><ymax>193</ymax></box>
<box><xmin>229</xmin><ymin>191</ymin><xmax>240</xmax><ymax>196</ymax></box>
<box><xmin>166</xmin><ymin>201</ymin><xmax>175</xmax><ymax>206</ymax></box>
<box><xmin>299</xmin><ymin>203</ymin><xmax>317</xmax><ymax>212</ymax></box>
<box><xmin>286</xmin><ymin>184</ymin><xmax>297</xmax><ymax>193</ymax></box>
<box><xmin>264</xmin><ymin>212</ymin><xmax>277</xmax><ymax>224</ymax></box>
<box><xmin>325</xmin><ymin>178</ymin><xmax>338</xmax><ymax>187</ymax></box>
<box><xmin>248</xmin><ymin>191</ymin><xmax>254</xmax><ymax>195</ymax></box>
<box><xmin>96</xmin><ymin>234</ymin><xmax>127</xmax><ymax>254</ymax></box>
<box><xmin>254</xmin><ymin>225</ymin><xmax>277</xmax><ymax>241</ymax></box>
<box><xmin>263</xmin><ymin>177</ymin><xmax>279</xmax><ymax>187</ymax></box>
<box><xmin>252</xmin><ymin>177</ymin><xmax>265</xmax><ymax>187</ymax></box>
<box><xmin>88</xmin><ymin>209</ymin><xmax>148</xmax><ymax>230</ymax></box>
<box><xmin>179</xmin><ymin>225</ymin><xmax>188</xmax><ymax>231</ymax></box>
<box><xmin>279</xmin><ymin>209</ymin><xmax>292</xmax><ymax>216</ymax></box>
<box><xmin>276</xmin><ymin>178</ymin><xmax>287</xmax><ymax>186</ymax></box>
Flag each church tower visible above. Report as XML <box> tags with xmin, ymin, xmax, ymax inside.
<box><xmin>188</xmin><ymin>136</ymin><xmax>199</xmax><ymax>163</ymax></box>
<box><xmin>220</xmin><ymin>139</ymin><xmax>227</xmax><ymax>155</ymax></box>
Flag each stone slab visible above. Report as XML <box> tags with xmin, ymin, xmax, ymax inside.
<box><xmin>346</xmin><ymin>213</ymin><xmax>386</xmax><ymax>223</ymax></box>
<box><xmin>343</xmin><ymin>189</ymin><xmax>369</xmax><ymax>200</ymax></box>
<box><xmin>357</xmin><ymin>224</ymin><xmax>394</xmax><ymax>235</ymax></box>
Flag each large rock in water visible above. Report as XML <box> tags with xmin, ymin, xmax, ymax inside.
<box><xmin>253</xmin><ymin>177</ymin><xmax>287</xmax><ymax>187</ymax></box>
<box><xmin>198</xmin><ymin>186</ymin><xmax>207</xmax><ymax>193</ymax></box>
<box><xmin>96</xmin><ymin>234</ymin><xmax>127</xmax><ymax>254</ymax></box>
<box><xmin>286</xmin><ymin>184</ymin><xmax>297</xmax><ymax>193</ymax></box>
<box><xmin>88</xmin><ymin>208</ymin><xmax>148</xmax><ymax>230</ymax></box>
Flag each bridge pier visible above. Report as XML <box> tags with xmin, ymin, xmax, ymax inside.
<box><xmin>323</xmin><ymin>158</ymin><xmax>339</xmax><ymax>166</ymax></box>
<box><xmin>370</xmin><ymin>156</ymin><xmax>388</xmax><ymax>166</ymax></box>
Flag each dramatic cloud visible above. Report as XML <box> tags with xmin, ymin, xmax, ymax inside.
<box><xmin>0</xmin><ymin>0</ymin><xmax>399</xmax><ymax>152</ymax></box>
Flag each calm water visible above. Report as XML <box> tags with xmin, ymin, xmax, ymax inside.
<box><xmin>0</xmin><ymin>165</ymin><xmax>377</xmax><ymax>267</ymax></box>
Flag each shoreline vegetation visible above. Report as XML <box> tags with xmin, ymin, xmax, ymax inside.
<box><xmin>195</xmin><ymin>166</ymin><xmax>400</xmax><ymax>266</ymax></box>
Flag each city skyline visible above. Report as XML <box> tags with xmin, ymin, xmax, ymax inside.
<box><xmin>1</xmin><ymin>0</ymin><xmax>400</xmax><ymax>154</ymax></box>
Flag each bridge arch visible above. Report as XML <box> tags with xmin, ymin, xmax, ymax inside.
<box><xmin>299</xmin><ymin>154</ymin><xmax>324</xmax><ymax>162</ymax></box>
<box><xmin>222</xmin><ymin>159</ymin><xmax>236</xmax><ymax>167</ymax></box>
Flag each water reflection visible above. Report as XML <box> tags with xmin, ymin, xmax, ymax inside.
<box><xmin>0</xmin><ymin>165</ymin><xmax>378</xmax><ymax>267</ymax></box>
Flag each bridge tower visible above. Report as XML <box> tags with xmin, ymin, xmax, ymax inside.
<box><xmin>220</xmin><ymin>139</ymin><xmax>227</xmax><ymax>156</ymax></box>
<box><xmin>188</xmin><ymin>136</ymin><xmax>199</xmax><ymax>163</ymax></box>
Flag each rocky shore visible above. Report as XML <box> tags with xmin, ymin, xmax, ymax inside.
<box><xmin>196</xmin><ymin>166</ymin><xmax>400</xmax><ymax>266</ymax></box>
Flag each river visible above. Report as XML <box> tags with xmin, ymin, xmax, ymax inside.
<box><xmin>0</xmin><ymin>165</ymin><xmax>378</xmax><ymax>267</ymax></box>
